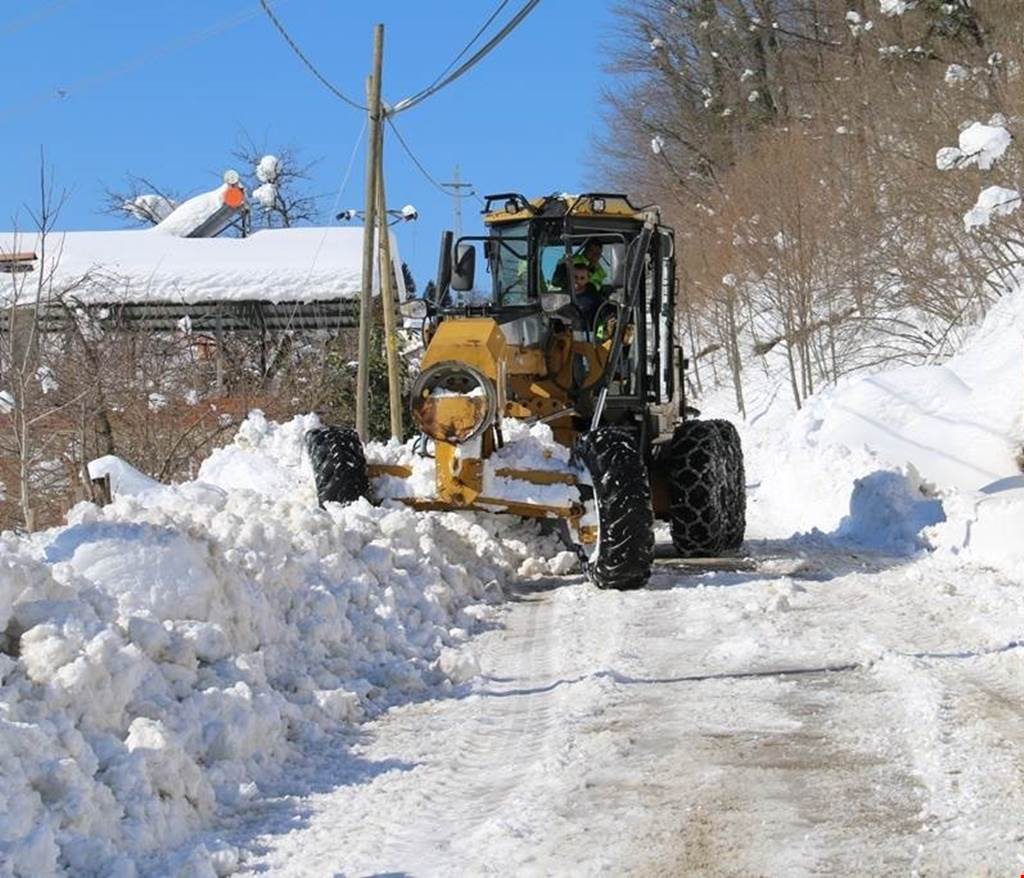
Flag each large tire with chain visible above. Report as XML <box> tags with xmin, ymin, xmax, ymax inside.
<box><xmin>305</xmin><ymin>426</ymin><xmax>369</xmax><ymax>507</ymax></box>
<box><xmin>712</xmin><ymin>420</ymin><xmax>746</xmax><ymax>549</ymax></box>
<box><xmin>573</xmin><ymin>427</ymin><xmax>655</xmax><ymax>590</ymax></box>
<box><xmin>668</xmin><ymin>419</ymin><xmax>746</xmax><ymax>557</ymax></box>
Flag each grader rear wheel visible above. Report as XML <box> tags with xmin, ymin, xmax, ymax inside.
<box><xmin>667</xmin><ymin>419</ymin><xmax>746</xmax><ymax>557</ymax></box>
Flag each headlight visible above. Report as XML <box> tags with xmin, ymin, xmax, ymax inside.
<box><xmin>410</xmin><ymin>362</ymin><xmax>497</xmax><ymax>444</ymax></box>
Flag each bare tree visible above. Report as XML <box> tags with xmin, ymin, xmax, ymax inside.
<box><xmin>233</xmin><ymin>133</ymin><xmax>322</xmax><ymax>228</ymax></box>
<box><xmin>102</xmin><ymin>173</ymin><xmax>180</xmax><ymax>226</ymax></box>
<box><xmin>598</xmin><ymin>0</ymin><xmax>1024</xmax><ymax>412</ymax></box>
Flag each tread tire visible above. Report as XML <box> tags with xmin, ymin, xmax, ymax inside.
<box><xmin>712</xmin><ymin>420</ymin><xmax>746</xmax><ymax>550</ymax></box>
<box><xmin>668</xmin><ymin>419</ymin><xmax>746</xmax><ymax>557</ymax></box>
<box><xmin>573</xmin><ymin>427</ymin><xmax>655</xmax><ymax>590</ymax></box>
<box><xmin>305</xmin><ymin>426</ymin><xmax>370</xmax><ymax>507</ymax></box>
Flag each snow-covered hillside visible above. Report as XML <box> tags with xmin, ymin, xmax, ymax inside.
<box><xmin>703</xmin><ymin>271</ymin><xmax>1024</xmax><ymax>574</ymax></box>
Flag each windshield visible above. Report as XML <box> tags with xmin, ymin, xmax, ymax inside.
<box><xmin>538</xmin><ymin>231</ymin><xmax>623</xmax><ymax>293</ymax></box>
<box><xmin>445</xmin><ymin>223</ymin><xmax>628</xmax><ymax>309</ymax></box>
<box><xmin>490</xmin><ymin>223</ymin><xmax>530</xmax><ymax>306</ymax></box>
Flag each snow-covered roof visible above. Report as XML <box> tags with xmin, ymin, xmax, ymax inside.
<box><xmin>0</xmin><ymin>225</ymin><xmax>405</xmax><ymax>306</ymax></box>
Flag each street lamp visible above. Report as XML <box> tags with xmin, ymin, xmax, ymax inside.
<box><xmin>337</xmin><ymin>203</ymin><xmax>418</xmax><ymax>225</ymax></box>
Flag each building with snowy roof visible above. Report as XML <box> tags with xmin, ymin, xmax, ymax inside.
<box><xmin>0</xmin><ymin>181</ymin><xmax>408</xmax><ymax>334</ymax></box>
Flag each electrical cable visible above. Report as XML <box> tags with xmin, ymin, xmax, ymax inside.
<box><xmin>417</xmin><ymin>0</ymin><xmax>511</xmax><ymax>97</ymax></box>
<box><xmin>0</xmin><ymin>0</ymin><xmax>76</xmax><ymax>38</ymax></box>
<box><xmin>390</xmin><ymin>0</ymin><xmax>542</xmax><ymax>115</ymax></box>
<box><xmin>386</xmin><ymin>117</ymin><xmax>483</xmax><ymax>203</ymax></box>
<box><xmin>4</xmin><ymin>4</ymin><xmax>274</xmax><ymax>114</ymax></box>
<box><xmin>305</xmin><ymin>118</ymin><xmax>369</xmax><ymax>278</ymax></box>
<box><xmin>271</xmin><ymin>118</ymin><xmax>368</xmax><ymax>339</ymax></box>
<box><xmin>259</xmin><ymin>0</ymin><xmax>367</xmax><ymax>111</ymax></box>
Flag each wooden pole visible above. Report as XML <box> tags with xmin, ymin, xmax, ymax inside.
<box><xmin>355</xmin><ymin>23</ymin><xmax>384</xmax><ymax>441</ymax></box>
<box><xmin>375</xmin><ymin>127</ymin><xmax>404</xmax><ymax>440</ymax></box>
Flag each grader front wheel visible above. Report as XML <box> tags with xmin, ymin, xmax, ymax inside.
<box><xmin>305</xmin><ymin>426</ymin><xmax>370</xmax><ymax>507</ymax></box>
<box><xmin>573</xmin><ymin>427</ymin><xmax>655</xmax><ymax>590</ymax></box>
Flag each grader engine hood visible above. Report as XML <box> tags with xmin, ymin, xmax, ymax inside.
<box><xmin>421</xmin><ymin>317</ymin><xmax>508</xmax><ymax>378</ymax></box>
<box><xmin>410</xmin><ymin>319</ymin><xmax>508</xmax><ymax>445</ymax></box>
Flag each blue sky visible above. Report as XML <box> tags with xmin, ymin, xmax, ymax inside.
<box><xmin>0</xmin><ymin>0</ymin><xmax>621</xmax><ymax>289</ymax></box>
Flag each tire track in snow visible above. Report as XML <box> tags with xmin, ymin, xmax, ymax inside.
<box><xmin>239</xmin><ymin>546</ymin><xmax>1024</xmax><ymax>876</ymax></box>
<box><xmin>872</xmin><ymin>653</ymin><xmax>1024</xmax><ymax>873</ymax></box>
<box><xmin>244</xmin><ymin>575</ymin><xmax>623</xmax><ymax>876</ymax></box>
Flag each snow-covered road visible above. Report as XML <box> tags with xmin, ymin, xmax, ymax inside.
<box><xmin>231</xmin><ymin>540</ymin><xmax>1024</xmax><ymax>876</ymax></box>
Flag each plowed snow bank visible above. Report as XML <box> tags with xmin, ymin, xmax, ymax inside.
<box><xmin>0</xmin><ymin>413</ymin><xmax>563</xmax><ymax>876</ymax></box>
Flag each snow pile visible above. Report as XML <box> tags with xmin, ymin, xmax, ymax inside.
<box><xmin>123</xmin><ymin>194</ymin><xmax>176</xmax><ymax>225</ymax></box>
<box><xmin>484</xmin><ymin>420</ymin><xmax>579</xmax><ymax>508</ymax></box>
<box><xmin>251</xmin><ymin>184</ymin><xmax>276</xmax><ymax>211</ymax></box>
<box><xmin>834</xmin><ymin>467</ymin><xmax>945</xmax><ymax>553</ymax></box>
<box><xmin>944</xmin><ymin>63</ymin><xmax>970</xmax><ymax>85</ymax></box>
<box><xmin>963</xmin><ymin>185</ymin><xmax>1021</xmax><ymax>230</ymax></box>
<box><xmin>879</xmin><ymin>0</ymin><xmax>915</xmax><ymax>16</ymax></box>
<box><xmin>88</xmin><ymin>456</ymin><xmax>162</xmax><ymax>497</ymax></box>
<box><xmin>937</xmin><ymin>120</ymin><xmax>1013</xmax><ymax>171</ymax></box>
<box><xmin>153</xmin><ymin>184</ymin><xmax>234</xmax><ymax>237</ymax></box>
<box><xmin>798</xmin><ymin>287</ymin><xmax>1024</xmax><ymax>493</ymax></box>
<box><xmin>931</xmin><ymin>477</ymin><xmax>1024</xmax><ymax>576</ymax></box>
<box><xmin>707</xmin><ymin>271</ymin><xmax>1024</xmax><ymax>570</ymax></box>
<box><xmin>253</xmin><ymin>156</ymin><xmax>280</xmax><ymax>213</ymax></box>
<box><xmin>0</xmin><ymin>412</ymin><xmax>563</xmax><ymax>876</ymax></box>
<box><xmin>255</xmin><ymin>155</ymin><xmax>279</xmax><ymax>184</ymax></box>
<box><xmin>366</xmin><ymin>418</ymin><xmax>580</xmax><ymax>510</ymax></box>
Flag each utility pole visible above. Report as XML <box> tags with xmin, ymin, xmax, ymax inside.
<box><xmin>355</xmin><ymin>23</ymin><xmax>385</xmax><ymax>442</ymax></box>
<box><xmin>375</xmin><ymin>126</ymin><xmax>403</xmax><ymax>440</ymax></box>
<box><xmin>441</xmin><ymin>164</ymin><xmax>474</xmax><ymax>239</ymax></box>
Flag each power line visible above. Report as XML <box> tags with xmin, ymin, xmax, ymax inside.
<box><xmin>0</xmin><ymin>0</ymin><xmax>76</xmax><ymax>38</ymax></box>
<box><xmin>259</xmin><ymin>0</ymin><xmax>367</xmax><ymax>111</ymax></box>
<box><xmin>386</xmin><ymin>117</ymin><xmax>482</xmax><ymax>203</ymax></box>
<box><xmin>418</xmin><ymin>0</ymin><xmax>511</xmax><ymax>97</ymax></box>
<box><xmin>390</xmin><ymin>0</ymin><xmax>542</xmax><ymax>115</ymax></box>
<box><xmin>4</xmin><ymin>4</ymin><xmax>271</xmax><ymax>114</ymax></box>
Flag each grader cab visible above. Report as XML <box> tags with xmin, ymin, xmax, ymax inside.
<box><xmin>307</xmin><ymin>193</ymin><xmax>745</xmax><ymax>590</ymax></box>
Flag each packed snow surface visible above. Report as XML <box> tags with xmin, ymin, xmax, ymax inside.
<box><xmin>0</xmin><ymin>226</ymin><xmax>404</xmax><ymax>306</ymax></box>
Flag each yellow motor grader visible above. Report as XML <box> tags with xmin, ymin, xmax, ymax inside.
<box><xmin>306</xmin><ymin>193</ymin><xmax>745</xmax><ymax>589</ymax></box>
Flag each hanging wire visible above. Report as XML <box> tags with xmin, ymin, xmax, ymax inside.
<box><xmin>386</xmin><ymin>117</ymin><xmax>483</xmax><ymax>203</ymax></box>
<box><xmin>5</xmin><ymin>4</ymin><xmax>275</xmax><ymax>114</ymax></box>
<box><xmin>259</xmin><ymin>0</ymin><xmax>368</xmax><ymax>111</ymax></box>
<box><xmin>416</xmin><ymin>0</ymin><xmax>511</xmax><ymax>97</ymax></box>
<box><xmin>390</xmin><ymin>0</ymin><xmax>542</xmax><ymax>115</ymax></box>
<box><xmin>0</xmin><ymin>0</ymin><xmax>76</xmax><ymax>38</ymax></box>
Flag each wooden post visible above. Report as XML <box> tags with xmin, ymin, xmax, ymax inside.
<box><xmin>375</xmin><ymin>127</ymin><xmax>403</xmax><ymax>440</ymax></box>
<box><xmin>355</xmin><ymin>24</ymin><xmax>385</xmax><ymax>441</ymax></box>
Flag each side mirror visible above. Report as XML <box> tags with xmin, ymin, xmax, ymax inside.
<box><xmin>451</xmin><ymin>242</ymin><xmax>476</xmax><ymax>292</ymax></box>
<box><xmin>677</xmin><ymin>349</ymin><xmax>688</xmax><ymax>398</ymax></box>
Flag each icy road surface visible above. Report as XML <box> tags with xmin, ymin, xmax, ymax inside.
<box><xmin>228</xmin><ymin>540</ymin><xmax>1024</xmax><ymax>876</ymax></box>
